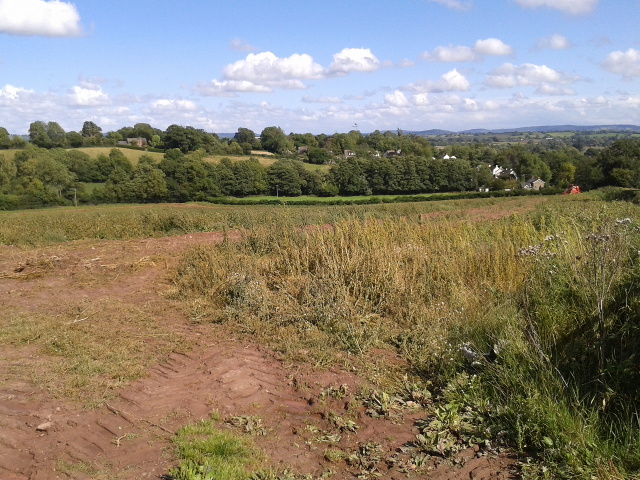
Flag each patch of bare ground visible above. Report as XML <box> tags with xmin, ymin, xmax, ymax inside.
<box><xmin>0</xmin><ymin>221</ymin><xmax>517</xmax><ymax>479</ymax></box>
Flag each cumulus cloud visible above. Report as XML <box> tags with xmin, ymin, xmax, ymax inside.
<box><xmin>423</xmin><ymin>38</ymin><xmax>512</xmax><ymax>62</ymax></box>
<box><xmin>485</xmin><ymin>63</ymin><xmax>577</xmax><ymax>89</ymax></box>
<box><xmin>223</xmin><ymin>51</ymin><xmax>324</xmax><ymax>84</ymax></box>
<box><xmin>602</xmin><ymin>48</ymin><xmax>640</xmax><ymax>79</ymax></box>
<box><xmin>0</xmin><ymin>84</ymin><xmax>33</xmax><ymax>103</ymax></box>
<box><xmin>424</xmin><ymin>45</ymin><xmax>475</xmax><ymax>62</ymax></box>
<box><xmin>425</xmin><ymin>0</ymin><xmax>473</xmax><ymax>11</ymax></box>
<box><xmin>474</xmin><ymin>38</ymin><xmax>513</xmax><ymax>56</ymax></box>
<box><xmin>328</xmin><ymin>48</ymin><xmax>381</xmax><ymax>75</ymax></box>
<box><xmin>68</xmin><ymin>86</ymin><xmax>110</xmax><ymax>106</ymax></box>
<box><xmin>384</xmin><ymin>90</ymin><xmax>410</xmax><ymax>108</ymax></box>
<box><xmin>192</xmin><ymin>79</ymin><xmax>273</xmax><ymax>97</ymax></box>
<box><xmin>195</xmin><ymin>48</ymin><xmax>383</xmax><ymax>96</ymax></box>
<box><xmin>535</xmin><ymin>84</ymin><xmax>576</xmax><ymax>95</ymax></box>
<box><xmin>151</xmin><ymin>99</ymin><xmax>198</xmax><ymax>111</ymax></box>
<box><xmin>302</xmin><ymin>95</ymin><xmax>342</xmax><ymax>104</ymax></box>
<box><xmin>0</xmin><ymin>0</ymin><xmax>83</xmax><ymax>37</ymax></box>
<box><xmin>513</xmin><ymin>0</ymin><xmax>598</xmax><ymax>15</ymax></box>
<box><xmin>535</xmin><ymin>34</ymin><xmax>571</xmax><ymax>50</ymax></box>
<box><xmin>405</xmin><ymin>69</ymin><xmax>471</xmax><ymax>93</ymax></box>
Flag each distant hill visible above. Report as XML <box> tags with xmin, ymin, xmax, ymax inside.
<box><xmin>407</xmin><ymin>125</ymin><xmax>640</xmax><ymax>136</ymax></box>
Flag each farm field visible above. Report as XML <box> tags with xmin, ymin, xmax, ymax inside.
<box><xmin>1</xmin><ymin>194</ymin><xmax>639</xmax><ymax>479</ymax></box>
<box><xmin>62</xmin><ymin>146</ymin><xmax>330</xmax><ymax>172</ymax></box>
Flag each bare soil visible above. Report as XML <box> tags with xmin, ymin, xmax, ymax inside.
<box><xmin>0</xmin><ymin>222</ymin><xmax>518</xmax><ymax>479</ymax></box>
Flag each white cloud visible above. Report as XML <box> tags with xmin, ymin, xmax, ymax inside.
<box><xmin>425</xmin><ymin>0</ymin><xmax>473</xmax><ymax>11</ymax></box>
<box><xmin>474</xmin><ymin>38</ymin><xmax>513</xmax><ymax>56</ymax></box>
<box><xmin>423</xmin><ymin>38</ymin><xmax>512</xmax><ymax>62</ymax></box>
<box><xmin>0</xmin><ymin>84</ymin><xmax>33</xmax><ymax>103</ymax></box>
<box><xmin>405</xmin><ymin>68</ymin><xmax>471</xmax><ymax>93</ymax></box>
<box><xmin>423</xmin><ymin>45</ymin><xmax>476</xmax><ymax>62</ymax></box>
<box><xmin>0</xmin><ymin>0</ymin><xmax>83</xmax><ymax>37</ymax></box>
<box><xmin>384</xmin><ymin>90</ymin><xmax>410</xmax><ymax>108</ymax></box>
<box><xmin>412</xmin><ymin>93</ymin><xmax>430</xmax><ymax>106</ymax></box>
<box><xmin>485</xmin><ymin>63</ymin><xmax>577</xmax><ymax>88</ymax></box>
<box><xmin>68</xmin><ymin>86</ymin><xmax>110</xmax><ymax>106</ymax></box>
<box><xmin>535</xmin><ymin>84</ymin><xmax>576</xmax><ymax>95</ymax></box>
<box><xmin>77</xmin><ymin>77</ymin><xmax>106</xmax><ymax>91</ymax></box>
<box><xmin>602</xmin><ymin>48</ymin><xmax>640</xmax><ymax>79</ymax></box>
<box><xmin>151</xmin><ymin>99</ymin><xmax>197</xmax><ymax>112</ymax></box>
<box><xmin>327</xmin><ymin>48</ymin><xmax>381</xmax><ymax>75</ymax></box>
<box><xmin>513</xmin><ymin>0</ymin><xmax>598</xmax><ymax>15</ymax></box>
<box><xmin>230</xmin><ymin>38</ymin><xmax>257</xmax><ymax>52</ymax></box>
<box><xmin>302</xmin><ymin>95</ymin><xmax>342</xmax><ymax>104</ymax></box>
<box><xmin>536</xmin><ymin>34</ymin><xmax>571</xmax><ymax>50</ymax></box>
<box><xmin>223</xmin><ymin>51</ymin><xmax>324</xmax><ymax>85</ymax></box>
<box><xmin>397</xmin><ymin>58</ymin><xmax>416</xmax><ymax>68</ymax></box>
<box><xmin>192</xmin><ymin>79</ymin><xmax>273</xmax><ymax>97</ymax></box>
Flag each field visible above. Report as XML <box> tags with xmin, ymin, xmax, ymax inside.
<box><xmin>1</xmin><ymin>194</ymin><xmax>639</xmax><ymax>479</ymax></box>
<box><xmin>75</xmin><ymin>147</ymin><xmax>331</xmax><ymax>172</ymax></box>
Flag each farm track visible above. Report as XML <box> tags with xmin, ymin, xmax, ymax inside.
<box><xmin>0</xmin><ymin>208</ymin><xmax>521</xmax><ymax>479</ymax></box>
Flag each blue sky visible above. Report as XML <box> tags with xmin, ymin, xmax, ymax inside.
<box><xmin>0</xmin><ymin>0</ymin><xmax>639</xmax><ymax>135</ymax></box>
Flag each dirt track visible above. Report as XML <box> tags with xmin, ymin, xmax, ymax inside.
<box><xmin>0</xmin><ymin>229</ymin><xmax>516</xmax><ymax>479</ymax></box>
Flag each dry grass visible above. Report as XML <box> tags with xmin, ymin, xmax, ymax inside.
<box><xmin>73</xmin><ymin>147</ymin><xmax>165</xmax><ymax>164</ymax></box>
<box><xmin>0</xmin><ymin>298</ymin><xmax>189</xmax><ymax>407</ymax></box>
<box><xmin>170</xmin><ymin>194</ymin><xmax>640</xmax><ymax>478</ymax></box>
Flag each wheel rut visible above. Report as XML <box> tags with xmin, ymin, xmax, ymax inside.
<box><xmin>0</xmin><ymin>343</ymin><xmax>313</xmax><ymax>480</ymax></box>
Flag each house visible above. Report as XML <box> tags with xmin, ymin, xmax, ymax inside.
<box><xmin>383</xmin><ymin>149</ymin><xmax>402</xmax><ymax>158</ymax></box>
<box><xmin>492</xmin><ymin>165</ymin><xmax>518</xmax><ymax>180</ymax></box>
<box><xmin>523</xmin><ymin>177</ymin><xmax>545</xmax><ymax>190</ymax></box>
<box><xmin>343</xmin><ymin>149</ymin><xmax>357</xmax><ymax>159</ymax></box>
<box><xmin>297</xmin><ymin>146</ymin><xmax>309</xmax><ymax>155</ymax></box>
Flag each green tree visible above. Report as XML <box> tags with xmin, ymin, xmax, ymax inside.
<box><xmin>233</xmin><ymin>127</ymin><xmax>257</xmax><ymax>145</ymax></box>
<box><xmin>0</xmin><ymin>154</ymin><xmax>17</xmax><ymax>193</ymax></box>
<box><xmin>63</xmin><ymin>150</ymin><xmax>98</xmax><ymax>182</ymax></box>
<box><xmin>66</xmin><ymin>131</ymin><xmax>84</xmax><ymax>148</ymax></box>
<box><xmin>597</xmin><ymin>139</ymin><xmax>640</xmax><ymax>187</ymax></box>
<box><xmin>307</xmin><ymin>147</ymin><xmax>329</xmax><ymax>165</ymax></box>
<box><xmin>131</xmin><ymin>156</ymin><xmax>167</xmax><ymax>202</ymax></box>
<box><xmin>0</xmin><ymin>127</ymin><xmax>11</xmax><ymax>149</ymax></box>
<box><xmin>81</xmin><ymin>121</ymin><xmax>102</xmax><ymax>138</ymax></box>
<box><xmin>231</xmin><ymin>159</ymin><xmax>267</xmax><ymax>196</ymax></box>
<box><xmin>260</xmin><ymin>126</ymin><xmax>292</xmax><ymax>154</ymax></box>
<box><xmin>329</xmin><ymin>159</ymin><xmax>371</xmax><ymax>195</ymax></box>
<box><xmin>29</xmin><ymin>121</ymin><xmax>51</xmax><ymax>148</ymax></box>
<box><xmin>266</xmin><ymin>159</ymin><xmax>303</xmax><ymax>196</ymax></box>
<box><xmin>46</xmin><ymin>122</ymin><xmax>67</xmax><ymax>148</ymax></box>
<box><xmin>159</xmin><ymin>149</ymin><xmax>218</xmax><ymax>201</ymax></box>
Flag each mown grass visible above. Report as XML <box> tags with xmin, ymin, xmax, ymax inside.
<box><xmin>0</xmin><ymin>299</ymin><xmax>188</xmax><ymax>407</ymax></box>
<box><xmin>170</xmin><ymin>194</ymin><xmax>640</xmax><ymax>479</ymax></box>
<box><xmin>0</xmin><ymin>195</ymin><xmax>539</xmax><ymax>247</ymax></box>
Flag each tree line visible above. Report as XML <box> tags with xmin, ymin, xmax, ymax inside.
<box><xmin>1</xmin><ymin>119</ymin><xmax>640</xmax><ymax>208</ymax></box>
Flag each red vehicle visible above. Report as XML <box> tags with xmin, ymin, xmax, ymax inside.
<box><xmin>563</xmin><ymin>185</ymin><xmax>581</xmax><ymax>195</ymax></box>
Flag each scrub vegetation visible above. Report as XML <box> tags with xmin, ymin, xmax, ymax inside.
<box><xmin>169</xmin><ymin>193</ymin><xmax>640</xmax><ymax>479</ymax></box>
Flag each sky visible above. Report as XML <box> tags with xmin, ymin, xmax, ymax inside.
<box><xmin>0</xmin><ymin>0</ymin><xmax>639</xmax><ymax>135</ymax></box>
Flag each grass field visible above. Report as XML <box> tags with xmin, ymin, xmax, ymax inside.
<box><xmin>2</xmin><ymin>193</ymin><xmax>639</xmax><ymax>479</ymax></box>
<box><xmin>74</xmin><ymin>148</ymin><xmax>327</xmax><ymax>172</ymax></box>
<box><xmin>74</xmin><ymin>147</ymin><xmax>165</xmax><ymax>163</ymax></box>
